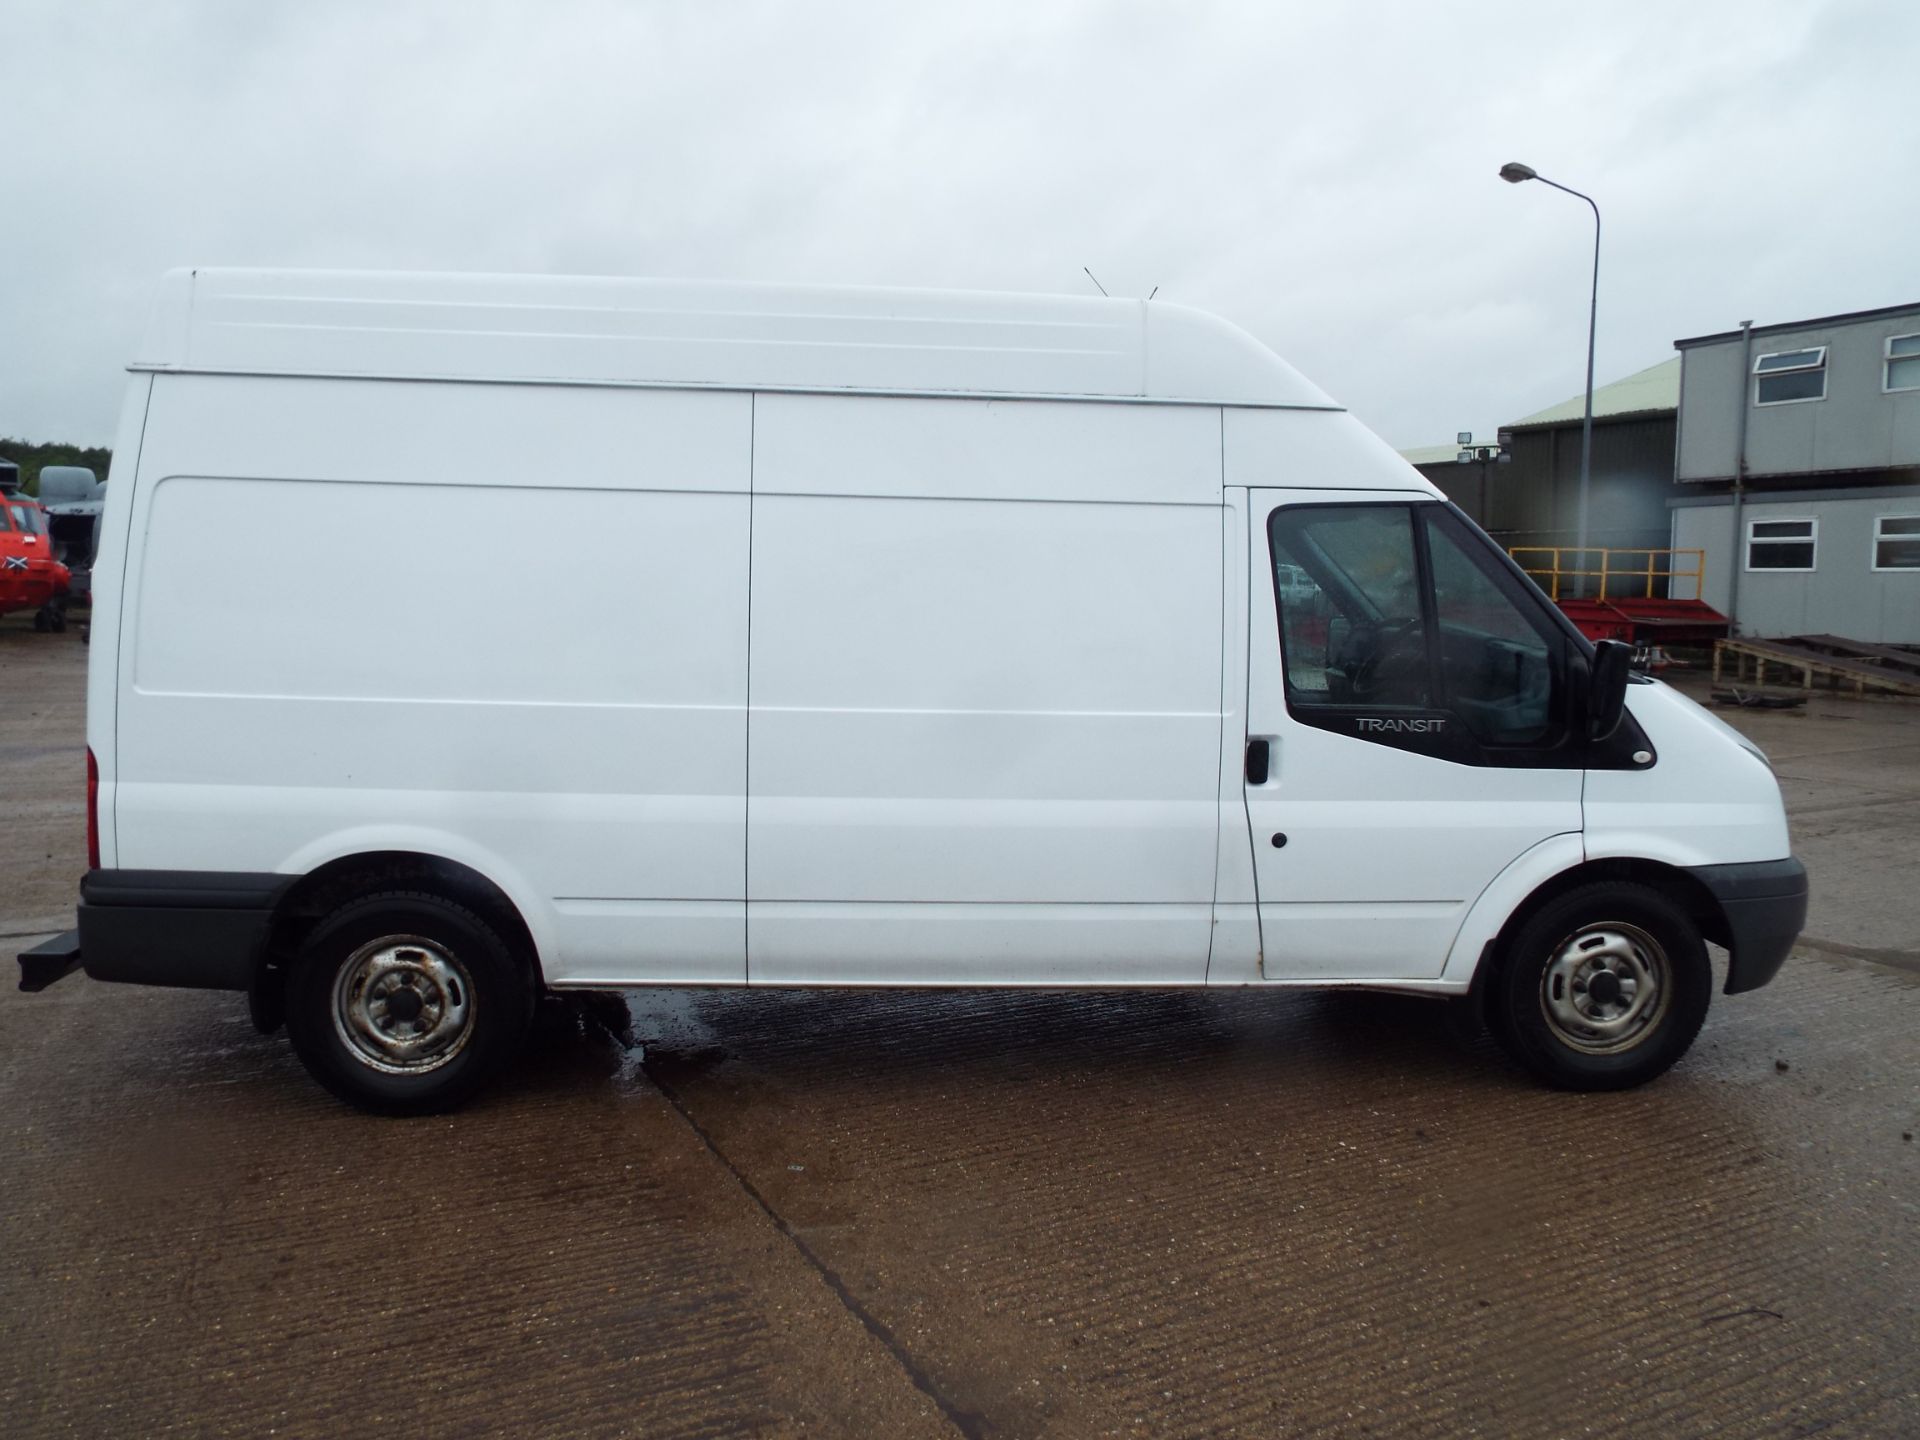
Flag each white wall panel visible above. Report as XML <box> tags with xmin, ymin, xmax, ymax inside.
<box><xmin>119</xmin><ymin>377</ymin><xmax>752</xmax><ymax>982</ymax></box>
<box><xmin>753</xmin><ymin>393</ymin><xmax>1221</xmax><ymax>505</ymax></box>
<box><xmin>748</xmin><ymin>397</ymin><xmax>1224</xmax><ymax>982</ymax></box>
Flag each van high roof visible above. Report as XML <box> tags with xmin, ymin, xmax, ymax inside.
<box><xmin>133</xmin><ymin>268</ymin><xmax>1340</xmax><ymax>411</ymax></box>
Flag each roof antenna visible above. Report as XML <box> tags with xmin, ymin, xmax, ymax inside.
<box><xmin>1147</xmin><ymin>286</ymin><xmax>1159</xmax><ymax>301</ymax></box>
<box><xmin>1082</xmin><ymin>266</ymin><xmax>1109</xmax><ymax>297</ymax></box>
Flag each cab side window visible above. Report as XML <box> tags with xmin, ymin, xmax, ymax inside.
<box><xmin>1268</xmin><ymin>502</ymin><xmax>1566</xmax><ymax>760</ymax></box>
<box><xmin>1271</xmin><ymin>504</ymin><xmax>1431</xmax><ymax>710</ymax></box>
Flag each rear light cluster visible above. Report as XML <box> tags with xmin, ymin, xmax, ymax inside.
<box><xmin>86</xmin><ymin>746</ymin><xmax>100</xmax><ymax>871</ymax></box>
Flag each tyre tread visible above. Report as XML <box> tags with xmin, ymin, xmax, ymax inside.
<box><xmin>285</xmin><ymin>889</ymin><xmax>535</xmax><ymax>1116</ymax></box>
<box><xmin>1489</xmin><ymin>881</ymin><xmax>1710</xmax><ymax>1092</ymax></box>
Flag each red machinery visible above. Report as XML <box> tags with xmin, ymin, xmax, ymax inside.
<box><xmin>0</xmin><ymin>493</ymin><xmax>73</xmax><ymax>630</ymax></box>
<box><xmin>1551</xmin><ymin>596</ymin><xmax>1732</xmax><ymax>647</ymax></box>
<box><xmin>1508</xmin><ymin>546</ymin><xmax>1730</xmax><ymax>649</ymax></box>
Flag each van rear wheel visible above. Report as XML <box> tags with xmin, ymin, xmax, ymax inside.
<box><xmin>285</xmin><ymin>891</ymin><xmax>536</xmax><ymax>1115</ymax></box>
<box><xmin>1489</xmin><ymin>883</ymin><xmax>1710</xmax><ymax>1091</ymax></box>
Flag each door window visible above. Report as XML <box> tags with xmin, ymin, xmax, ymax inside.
<box><xmin>1267</xmin><ymin>502</ymin><xmax>1565</xmax><ymax>759</ymax></box>
<box><xmin>1269</xmin><ymin>504</ymin><xmax>1430</xmax><ymax>710</ymax></box>
<box><xmin>1424</xmin><ymin>516</ymin><xmax>1554</xmax><ymax>744</ymax></box>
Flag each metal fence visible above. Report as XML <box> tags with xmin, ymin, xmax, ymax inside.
<box><xmin>1506</xmin><ymin>546</ymin><xmax>1706</xmax><ymax>603</ymax></box>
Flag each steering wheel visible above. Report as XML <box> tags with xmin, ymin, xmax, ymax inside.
<box><xmin>1344</xmin><ymin>618</ymin><xmax>1424</xmax><ymax>702</ymax></box>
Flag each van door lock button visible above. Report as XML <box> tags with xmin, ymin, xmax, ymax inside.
<box><xmin>1271</xmin><ymin>833</ymin><xmax>1287</xmax><ymax>849</ymax></box>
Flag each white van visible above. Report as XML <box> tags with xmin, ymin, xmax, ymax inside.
<box><xmin>18</xmin><ymin>269</ymin><xmax>1807</xmax><ymax>1113</ymax></box>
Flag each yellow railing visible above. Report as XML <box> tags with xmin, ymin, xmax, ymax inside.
<box><xmin>1507</xmin><ymin>547</ymin><xmax>1705</xmax><ymax>603</ymax></box>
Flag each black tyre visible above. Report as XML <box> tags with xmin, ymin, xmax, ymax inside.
<box><xmin>1488</xmin><ymin>883</ymin><xmax>1711</xmax><ymax>1091</ymax></box>
<box><xmin>285</xmin><ymin>891</ymin><xmax>537</xmax><ymax>1115</ymax></box>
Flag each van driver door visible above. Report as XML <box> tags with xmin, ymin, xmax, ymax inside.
<box><xmin>1243</xmin><ymin>491</ymin><xmax>1583</xmax><ymax>980</ymax></box>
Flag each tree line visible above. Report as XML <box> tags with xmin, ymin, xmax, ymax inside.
<box><xmin>0</xmin><ymin>438</ymin><xmax>113</xmax><ymax>495</ymax></box>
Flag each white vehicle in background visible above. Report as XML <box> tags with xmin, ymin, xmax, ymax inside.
<box><xmin>36</xmin><ymin>465</ymin><xmax>106</xmax><ymax>608</ymax></box>
<box><xmin>18</xmin><ymin>269</ymin><xmax>1807</xmax><ymax>1113</ymax></box>
<box><xmin>1274</xmin><ymin>562</ymin><xmax>1317</xmax><ymax>605</ymax></box>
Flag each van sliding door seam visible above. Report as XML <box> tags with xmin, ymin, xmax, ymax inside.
<box><xmin>744</xmin><ymin>392</ymin><xmax>756</xmax><ymax>983</ymax></box>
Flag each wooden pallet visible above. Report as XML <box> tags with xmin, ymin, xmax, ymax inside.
<box><xmin>1712</xmin><ymin>636</ymin><xmax>1920</xmax><ymax>698</ymax></box>
<box><xmin>1796</xmin><ymin>634</ymin><xmax>1920</xmax><ymax>676</ymax></box>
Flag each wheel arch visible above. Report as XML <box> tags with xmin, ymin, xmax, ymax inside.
<box><xmin>1455</xmin><ymin>854</ymin><xmax>1731</xmax><ymax>1001</ymax></box>
<box><xmin>252</xmin><ymin>851</ymin><xmax>547</xmax><ymax>1031</ymax></box>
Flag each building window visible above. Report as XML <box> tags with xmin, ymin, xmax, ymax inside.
<box><xmin>1753</xmin><ymin>347</ymin><xmax>1827</xmax><ymax>405</ymax></box>
<box><xmin>1873</xmin><ymin>515</ymin><xmax>1920</xmax><ymax>571</ymax></box>
<box><xmin>1746</xmin><ymin>517</ymin><xmax>1817</xmax><ymax>571</ymax></box>
<box><xmin>1887</xmin><ymin>334</ymin><xmax>1920</xmax><ymax>393</ymax></box>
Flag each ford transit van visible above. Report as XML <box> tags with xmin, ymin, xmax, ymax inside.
<box><xmin>17</xmin><ymin>269</ymin><xmax>1807</xmax><ymax>1112</ymax></box>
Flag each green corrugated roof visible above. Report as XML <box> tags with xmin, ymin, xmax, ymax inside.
<box><xmin>1399</xmin><ymin>442</ymin><xmax>1473</xmax><ymax>466</ymax></box>
<box><xmin>1400</xmin><ymin>355</ymin><xmax>1681</xmax><ymax>463</ymax></box>
<box><xmin>1506</xmin><ymin>356</ymin><xmax>1680</xmax><ymax>430</ymax></box>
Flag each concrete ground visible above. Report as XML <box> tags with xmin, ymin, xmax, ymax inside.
<box><xmin>3</xmin><ymin>619</ymin><xmax>1916</xmax><ymax>1438</ymax></box>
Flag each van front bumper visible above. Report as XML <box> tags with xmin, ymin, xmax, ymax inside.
<box><xmin>1687</xmin><ymin>856</ymin><xmax>1809</xmax><ymax>995</ymax></box>
<box><xmin>13</xmin><ymin>870</ymin><xmax>288</xmax><ymax>993</ymax></box>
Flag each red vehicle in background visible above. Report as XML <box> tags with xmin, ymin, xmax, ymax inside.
<box><xmin>0</xmin><ymin>492</ymin><xmax>72</xmax><ymax>630</ymax></box>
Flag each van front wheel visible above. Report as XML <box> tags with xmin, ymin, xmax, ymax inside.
<box><xmin>1489</xmin><ymin>883</ymin><xmax>1711</xmax><ymax>1091</ymax></box>
<box><xmin>285</xmin><ymin>891</ymin><xmax>536</xmax><ymax>1115</ymax></box>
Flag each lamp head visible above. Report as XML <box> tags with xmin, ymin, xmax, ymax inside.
<box><xmin>1499</xmin><ymin>162</ymin><xmax>1537</xmax><ymax>184</ymax></box>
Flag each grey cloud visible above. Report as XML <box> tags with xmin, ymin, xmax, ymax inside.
<box><xmin>2</xmin><ymin>0</ymin><xmax>1912</xmax><ymax>448</ymax></box>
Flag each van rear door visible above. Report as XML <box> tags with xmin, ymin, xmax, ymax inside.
<box><xmin>1244</xmin><ymin>491</ymin><xmax>1582</xmax><ymax>980</ymax></box>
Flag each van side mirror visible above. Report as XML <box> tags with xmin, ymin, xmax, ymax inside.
<box><xmin>1585</xmin><ymin>639</ymin><xmax>1633</xmax><ymax>741</ymax></box>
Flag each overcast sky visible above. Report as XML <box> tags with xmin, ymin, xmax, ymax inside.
<box><xmin>4</xmin><ymin>0</ymin><xmax>1915</xmax><ymax>451</ymax></box>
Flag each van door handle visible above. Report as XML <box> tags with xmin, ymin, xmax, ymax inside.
<box><xmin>1245</xmin><ymin>738</ymin><xmax>1270</xmax><ymax>786</ymax></box>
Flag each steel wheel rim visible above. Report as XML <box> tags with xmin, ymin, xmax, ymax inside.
<box><xmin>331</xmin><ymin>935</ymin><xmax>476</xmax><ymax>1075</ymax></box>
<box><xmin>1538</xmin><ymin>921</ymin><xmax>1671</xmax><ymax>1055</ymax></box>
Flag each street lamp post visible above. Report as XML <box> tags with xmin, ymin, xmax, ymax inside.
<box><xmin>1501</xmin><ymin>161</ymin><xmax>1600</xmax><ymax>582</ymax></box>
